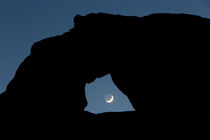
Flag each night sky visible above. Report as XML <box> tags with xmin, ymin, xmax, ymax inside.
<box><xmin>0</xmin><ymin>0</ymin><xmax>209</xmax><ymax>113</ymax></box>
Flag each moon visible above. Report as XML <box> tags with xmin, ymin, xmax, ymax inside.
<box><xmin>105</xmin><ymin>94</ymin><xmax>114</xmax><ymax>103</ymax></box>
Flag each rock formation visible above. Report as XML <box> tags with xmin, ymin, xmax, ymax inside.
<box><xmin>1</xmin><ymin>13</ymin><xmax>208</xmax><ymax>129</ymax></box>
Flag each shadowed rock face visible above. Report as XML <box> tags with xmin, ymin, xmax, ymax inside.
<box><xmin>0</xmin><ymin>13</ymin><xmax>208</xmax><ymax>127</ymax></box>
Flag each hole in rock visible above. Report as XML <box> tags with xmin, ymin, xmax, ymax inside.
<box><xmin>84</xmin><ymin>74</ymin><xmax>135</xmax><ymax>114</ymax></box>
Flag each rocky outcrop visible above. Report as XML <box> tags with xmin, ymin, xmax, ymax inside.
<box><xmin>1</xmin><ymin>13</ymin><xmax>208</xmax><ymax>127</ymax></box>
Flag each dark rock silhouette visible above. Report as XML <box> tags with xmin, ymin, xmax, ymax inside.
<box><xmin>1</xmin><ymin>13</ymin><xmax>208</xmax><ymax>130</ymax></box>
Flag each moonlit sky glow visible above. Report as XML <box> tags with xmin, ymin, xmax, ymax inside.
<box><xmin>1</xmin><ymin>0</ymin><xmax>210</xmax><ymax>113</ymax></box>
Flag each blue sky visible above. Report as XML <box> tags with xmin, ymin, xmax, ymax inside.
<box><xmin>85</xmin><ymin>74</ymin><xmax>134</xmax><ymax>114</ymax></box>
<box><xmin>0</xmin><ymin>0</ymin><xmax>210</xmax><ymax>113</ymax></box>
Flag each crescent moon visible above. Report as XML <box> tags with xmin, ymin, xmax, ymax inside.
<box><xmin>106</xmin><ymin>95</ymin><xmax>114</xmax><ymax>103</ymax></box>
